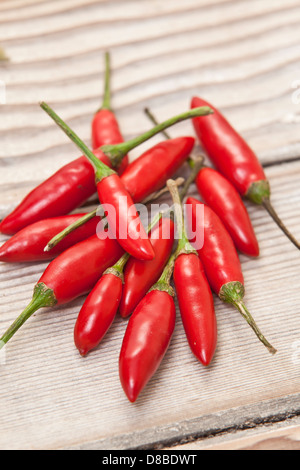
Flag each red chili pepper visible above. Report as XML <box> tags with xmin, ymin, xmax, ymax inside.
<box><xmin>186</xmin><ymin>196</ymin><xmax>276</xmax><ymax>355</ymax></box>
<box><xmin>0</xmin><ymin>230</ymin><xmax>124</xmax><ymax>348</ymax></box>
<box><xmin>167</xmin><ymin>180</ymin><xmax>217</xmax><ymax>367</ymax></box>
<box><xmin>0</xmin><ymin>54</ymin><xmax>126</xmax><ymax>236</ymax></box>
<box><xmin>0</xmin><ymin>213</ymin><xmax>100</xmax><ymax>263</ymax></box>
<box><xmin>119</xmin><ymin>257</ymin><xmax>176</xmax><ymax>403</ymax></box>
<box><xmin>74</xmin><ymin>270</ymin><xmax>124</xmax><ymax>357</ymax></box>
<box><xmin>91</xmin><ymin>53</ymin><xmax>129</xmax><ymax>175</ymax></box>
<box><xmin>120</xmin><ymin>137</ymin><xmax>194</xmax><ymax>203</ymax></box>
<box><xmin>174</xmin><ymin>254</ymin><xmax>217</xmax><ymax>367</ymax></box>
<box><xmin>0</xmin><ymin>149</ymin><xmax>111</xmax><ymax>236</ymax></box>
<box><xmin>191</xmin><ymin>96</ymin><xmax>300</xmax><ymax>250</ymax></box>
<box><xmin>195</xmin><ymin>167</ymin><xmax>259</xmax><ymax>257</ymax></box>
<box><xmin>119</xmin><ymin>216</ymin><xmax>175</xmax><ymax>318</ymax></box>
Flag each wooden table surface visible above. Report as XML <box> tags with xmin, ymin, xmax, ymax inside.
<box><xmin>0</xmin><ymin>0</ymin><xmax>300</xmax><ymax>451</ymax></box>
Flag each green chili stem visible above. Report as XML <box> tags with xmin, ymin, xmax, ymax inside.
<box><xmin>40</xmin><ymin>102</ymin><xmax>115</xmax><ymax>182</ymax></box>
<box><xmin>144</xmin><ymin>107</ymin><xmax>205</xmax><ymax>170</ymax></box>
<box><xmin>0</xmin><ymin>283</ymin><xmax>57</xmax><ymax>349</ymax></box>
<box><xmin>44</xmin><ymin>210</ymin><xmax>98</xmax><ymax>252</ymax></box>
<box><xmin>99</xmin><ymin>51</ymin><xmax>112</xmax><ymax>111</ymax></box>
<box><xmin>142</xmin><ymin>177</ymin><xmax>185</xmax><ymax>204</ymax></box>
<box><xmin>167</xmin><ymin>179</ymin><xmax>197</xmax><ymax>256</ymax></box>
<box><xmin>234</xmin><ymin>301</ymin><xmax>277</xmax><ymax>355</ymax></box>
<box><xmin>150</xmin><ymin>253</ymin><xmax>176</xmax><ymax>297</ymax></box>
<box><xmin>262</xmin><ymin>198</ymin><xmax>300</xmax><ymax>251</ymax></box>
<box><xmin>99</xmin><ymin>107</ymin><xmax>213</xmax><ymax>166</ymax></box>
<box><xmin>144</xmin><ymin>108</ymin><xmax>172</xmax><ymax>140</ymax></box>
<box><xmin>41</xmin><ymin>102</ymin><xmax>212</xmax><ymax>172</ymax></box>
<box><xmin>179</xmin><ymin>156</ymin><xmax>204</xmax><ymax>201</ymax></box>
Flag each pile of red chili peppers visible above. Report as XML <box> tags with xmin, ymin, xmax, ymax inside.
<box><xmin>0</xmin><ymin>52</ymin><xmax>299</xmax><ymax>403</ymax></box>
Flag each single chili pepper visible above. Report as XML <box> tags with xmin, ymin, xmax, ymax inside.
<box><xmin>195</xmin><ymin>167</ymin><xmax>259</xmax><ymax>257</ymax></box>
<box><xmin>0</xmin><ymin>213</ymin><xmax>101</xmax><ymax>263</ymax></box>
<box><xmin>167</xmin><ymin>179</ymin><xmax>217</xmax><ymax>367</ymax></box>
<box><xmin>74</xmin><ymin>253</ymin><xmax>129</xmax><ymax>357</ymax></box>
<box><xmin>91</xmin><ymin>52</ymin><xmax>129</xmax><ymax>175</ymax></box>
<box><xmin>119</xmin><ymin>216</ymin><xmax>175</xmax><ymax>318</ymax></box>
<box><xmin>186</xmin><ymin>196</ymin><xmax>277</xmax><ymax>355</ymax></box>
<box><xmin>191</xmin><ymin>96</ymin><xmax>300</xmax><ymax>250</ymax></box>
<box><xmin>120</xmin><ymin>137</ymin><xmax>195</xmax><ymax>203</ymax></box>
<box><xmin>40</xmin><ymin>103</ymin><xmax>212</xmax><ymax>259</ymax></box>
<box><xmin>0</xmin><ymin>54</ymin><xmax>126</xmax><ymax>236</ymax></box>
<box><xmin>144</xmin><ymin>107</ymin><xmax>260</xmax><ymax>258</ymax></box>
<box><xmin>0</xmin><ymin>230</ymin><xmax>124</xmax><ymax>349</ymax></box>
<box><xmin>119</xmin><ymin>254</ymin><xmax>176</xmax><ymax>403</ymax></box>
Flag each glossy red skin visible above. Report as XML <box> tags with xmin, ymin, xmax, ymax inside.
<box><xmin>191</xmin><ymin>97</ymin><xmax>267</xmax><ymax>196</ymax></box>
<box><xmin>174</xmin><ymin>254</ymin><xmax>217</xmax><ymax>366</ymax></box>
<box><xmin>39</xmin><ymin>231</ymin><xmax>124</xmax><ymax>305</ymax></box>
<box><xmin>196</xmin><ymin>167</ymin><xmax>259</xmax><ymax>257</ymax></box>
<box><xmin>0</xmin><ymin>214</ymin><xmax>100</xmax><ymax>263</ymax></box>
<box><xmin>186</xmin><ymin>197</ymin><xmax>244</xmax><ymax>295</ymax></box>
<box><xmin>74</xmin><ymin>273</ymin><xmax>123</xmax><ymax>356</ymax></box>
<box><xmin>119</xmin><ymin>289</ymin><xmax>176</xmax><ymax>403</ymax></box>
<box><xmin>120</xmin><ymin>137</ymin><xmax>195</xmax><ymax>202</ymax></box>
<box><xmin>92</xmin><ymin>109</ymin><xmax>129</xmax><ymax>175</ymax></box>
<box><xmin>0</xmin><ymin>149</ymin><xmax>111</xmax><ymax>235</ymax></box>
<box><xmin>97</xmin><ymin>174</ymin><xmax>155</xmax><ymax>261</ymax></box>
<box><xmin>119</xmin><ymin>217</ymin><xmax>175</xmax><ymax>318</ymax></box>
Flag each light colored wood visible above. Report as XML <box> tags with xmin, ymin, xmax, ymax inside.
<box><xmin>165</xmin><ymin>416</ymin><xmax>300</xmax><ymax>451</ymax></box>
<box><xmin>0</xmin><ymin>0</ymin><xmax>300</xmax><ymax>450</ymax></box>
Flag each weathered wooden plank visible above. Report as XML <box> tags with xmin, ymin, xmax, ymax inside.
<box><xmin>165</xmin><ymin>415</ymin><xmax>300</xmax><ymax>451</ymax></box>
<box><xmin>1</xmin><ymin>0</ymin><xmax>300</xmax><ymax>451</ymax></box>
<box><xmin>0</xmin><ymin>160</ymin><xmax>299</xmax><ymax>450</ymax></box>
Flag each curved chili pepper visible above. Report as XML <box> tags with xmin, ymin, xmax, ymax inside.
<box><xmin>0</xmin><ymin>230</ymin><xmax>124</xmax><ymax>349</ymax></box>
<box><xmin>0</xmin><ymin>213</ymin><xmax>100</xmax><ymax>263</ymax></box>
<box><xmin>120</xmin><ymin>137</ymin><xmax>194</xmax><ymax>203</ymax></box>
<box><xmin>191</xmin><ymin>96</ymin><xmax>300</xmax><ymax>250</ymax></box>
<box><xmin>119</xmin><ymin>217</ymin><xmax>175</xmax><ymax>318</ymax></box>
<box><xmin>195</xmin><ymin>167</ymin><xmax>259</xmax><ymax>257</ymax></box>
<box><xmin>119</xmin><ymin>257</ymin><xmax>176</xmax><ymax>403</ymax></box>
<box><xmin>91</xmin><ymin>53</ymin><xmax>128</xmax><ymax>175</ymax></box>
<box><xmin>186</xmin><ymin>196</ymin><xmax>276</xmax><ymax>355</ymax></box>
<box><xmin>0</xmin><ymin>54</ymin><xmax>126</xmax><ymax>236</ymax></box>
<box><xmin>167</xmin><ymin>179</ymin><xmax>217</xmax><ymax>367</ymax></box>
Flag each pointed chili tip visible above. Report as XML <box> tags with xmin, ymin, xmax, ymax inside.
<box><xmin>78</xmin><ymin>348</ymin><xmax>88</xmax><ymax>357</ymax></box>
<box><xmin>133</xmin><ymin>241</ymin><xmax>155</xmax><ymax>261</ymax></box>
<box><xmin>123</xmin><ymin>386</ymin><xmax>138</xmax><ymax>403</ymax></box>
<box><xmin>0</xmin><ymin>340</ymin><xmax>5</xmax><ymax>351</ymax></box>
<box><xmin>199</xmin><ymin>352</ymin><xmax>214</xmax><ymax>367</ymax></box>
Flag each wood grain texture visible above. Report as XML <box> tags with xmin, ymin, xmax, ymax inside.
<box><xmin>0</xmin><ymin>0</ymin><xmax>300</xmax><ymax>450</ymax></box>
<box><xmin>166</xmin><ymin>415</ymin><xmax>300</xmax><ymax>450</ymax></box>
